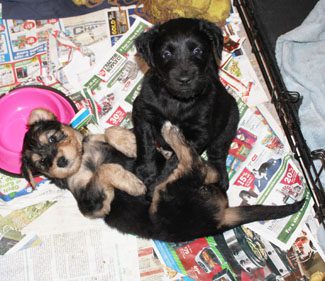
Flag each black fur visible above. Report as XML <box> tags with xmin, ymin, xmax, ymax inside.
<box><xmin>133</xmin><ymin>18</ymin><xmax>239</xmax><ymax>190</ymax></box>
<box><xmin>22</xmin><ymin>117</ymin><xmax>305</xmax><ymax>242</ymax></box>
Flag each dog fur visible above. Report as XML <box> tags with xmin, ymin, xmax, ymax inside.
<box><xmin>21</xmin><ymin>108</ymin><xmax>146</xmax><ymax>218</ymax></box>
<box><xmin>133</xmin><ymin>18</ymin><xmax>240</xmax><ymax>191</ymax></box>
<box><xmin>21</xmin><ymin>109</ymin><xmax>304</xmax><ymax>242</ymax></box>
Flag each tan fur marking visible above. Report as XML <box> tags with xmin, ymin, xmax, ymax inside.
<box><xmin>27</xmin><ymin>169</ymin><xmax>37</xmax><ymax>189</ymax></box>
<box><xmin>28</xmin><ymin>108</ymin><xmax>56</xmax><ymax>126</ymax></box>
<box><xmin>217</xmin><ymin>207</ymin><xmax>241</xmax><ymax>229</ymax></box>
<box><xmin>68</xmin><ymin>168</ymin><xmax>94</xmax><ymax>192</ymax></box>
<box><xmin>96</xmin><ymin>163</ymin><xmax>146</xmax><ymax>196</ymax></box>
<box><xmin>48</xmin><ymin>125</ymin><xmax>83</xmax><ymax>178</ymax></box>
<box><xmin>31</xmin><ymin>153</ymin><xmax>41</xmax><ymax>163</ymax></box>
<box><xmin>204</xmin><ymin>166</ymin><xmax>220</xmax><ymax>184</ymax></box>
<box><xmin>150</xmin><ymin>162</ymin><xmax>188</xmax><ymax>214</ymax></box>
<box><xmin>105</xmin><ymin>126</ymin><xmax>137</xmax><ymax>158</ymax></box>
<box><xmin>88</xmin><ymin>187</ymin><xmax>115</xmax><ymax>219</ymax></box>
<box><xmin>38</xmin><ymin>131</ymin><xmax>50</xmax><ymax>144</ymax></box>
<box><xmin>161</xmin><ymin>122</ymin><xmax>192</xmax><ymax>168</ymax></box>
<box><xmin>87</xmin><ymin>134</ymin><xmax>106</xmax><ymax>143</ymax></box>
<box><xmin>150</xmin><ymin>122</ymin><xmax>196</xmax><ymax>214</ymax></box>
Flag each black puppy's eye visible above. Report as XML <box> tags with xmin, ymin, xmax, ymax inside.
<box><xmin>162</xmin><ymin>50</ymin><xmax>172</xmax><ymax>59</ymax></box>
<box><xmin>192</xmin><ymin>47</ymin><xmax>203</xmax><ymax>56</ymax></box>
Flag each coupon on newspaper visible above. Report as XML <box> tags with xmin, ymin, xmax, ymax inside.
<box><xmin>67</xmin><ymin>15</ymin><xmax>151</xmax><ymax>129</ymax></box>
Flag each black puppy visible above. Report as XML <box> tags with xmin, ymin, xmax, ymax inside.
<box><xmin>133</xmin><ymin>18</ymin><xmax>239</xmax><ymax>190</ymax></box>
<box><xmin>22</xmin><ymin>112</ymin><xmax>304</xmax><ymax>242</ymax></box>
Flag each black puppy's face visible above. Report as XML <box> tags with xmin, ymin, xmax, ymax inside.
<box><xmin>135</xmin><ymin>18</ymin><xmax>224</xmax><ymax>99</ymax></box>
<box><xmin>21</xmin><ymin>109</ymin><xmax>83</xmax><ymax>182</ymax></box>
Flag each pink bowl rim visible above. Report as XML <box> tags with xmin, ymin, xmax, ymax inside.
<box><xmin>0</xmin><ymin>85</ymin><xmax>78</xmax><ymax>177</ymax></box>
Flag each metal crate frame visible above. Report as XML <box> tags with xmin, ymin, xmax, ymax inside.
<box><xmin>234</xmin><ymin>0</ymin><xmax>325</xmax><ymax>225</ymax></box>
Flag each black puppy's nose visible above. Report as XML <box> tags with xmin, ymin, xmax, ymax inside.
<box><xmin>177</xmin><ymin>76</ymin><xmax>191</xmax><ymax>84</ymax></box>
<box><xmin>57</xmin><ymin>156</ymin><xmax>69</xmax><ymax>168</ymax></box>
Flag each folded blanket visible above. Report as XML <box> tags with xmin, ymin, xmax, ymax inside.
<box><xmin>276</xmin><ymin>0</ymin><xmax>325</xmax><ymax>185</ymax></box>
<box><xmin>1</xmin><ymin>0</ymin><xmax>121</xmax><ymax>19</ymax></box>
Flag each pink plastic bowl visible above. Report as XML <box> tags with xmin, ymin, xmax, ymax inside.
<box><xmin>0</xmin><ymin>86</ymin><xmax>77</xmax><ymax>176</ymax></box>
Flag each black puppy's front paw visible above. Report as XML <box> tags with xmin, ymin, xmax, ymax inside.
<box><xmin>218</xmin><ymin>172</ymin><xmax>229</xmax><ymax>191</ymax></box>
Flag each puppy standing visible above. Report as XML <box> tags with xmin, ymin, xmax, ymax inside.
<box><xmin>22</xmin><ymin>108</ymin><xmax>146</xmax><ymax>218</ymax></box>
<box><xmin>133</xmin><ymin>18</ymin><xmax>239</xmax><ymax>190</ymax></box>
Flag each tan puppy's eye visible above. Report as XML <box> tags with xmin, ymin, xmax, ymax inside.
<box><xmin>39</xmin><ymin>158</ymin><xmax>46</xmax><ymax>167</ymax></box>
<box><xmin>48</xmin><ymin>135</ymin><xmax>56</xmax><ymax>143</ymax></box>
<box><xmin>48</xmin><ymin>131</ymin><xmax>65</xmax><ymax>143</ymax></box>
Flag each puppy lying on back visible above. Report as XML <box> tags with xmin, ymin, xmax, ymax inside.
<box><xmin>22</xmin><ymin>109</ymin><xmax>305</xmax><ymax>242</ymax></box>
<box><xmin>22</xmin><ymin>108</ymin><xmax>146</xmax><ymax>218</ymax></box>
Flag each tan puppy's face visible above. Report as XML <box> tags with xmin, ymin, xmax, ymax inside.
<box><xmin>21</xmin><ymin>109</ymin><xmax>83</xmax><ymax>182</ymax></box>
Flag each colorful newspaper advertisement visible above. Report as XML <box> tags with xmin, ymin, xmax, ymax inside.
<box><xmin>153</xmin><ymin>224</ymin><xmax>325</xmax><ymax>281</ymax></box>
<box><xmin>225</xmin><ymin>98</ymin><xmax>312</xmax><ymax>249</ymax></box>
<box><xmin>0</xmin><ymin>5</ymin><xmax>142</xmax><ymax>95</ymax></box>
<box><xmin>71</xmin><ymin>15</ymin><xmax>150</xmax><ymax>129</ymax></box>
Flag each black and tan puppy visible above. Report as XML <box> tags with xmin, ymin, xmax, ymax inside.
<box><xmin>21</xmin><ymin>108</ymin><xmax>146</xmax><ymax>218</ymax></box>
<box><xmin>22</xmin><ymin>111</ymin><xmax>304</xmax><ymax>242</ymax></box>
<box><xmin>133</xmin><ymin>18</ymin><xmax>240</xmax><ymax>190</ymax></box>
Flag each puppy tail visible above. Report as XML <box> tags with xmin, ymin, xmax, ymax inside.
<box><xmin>219</xmin><ymin>199</ymin><xmax>305</xmax><ymax>230</ymax></box>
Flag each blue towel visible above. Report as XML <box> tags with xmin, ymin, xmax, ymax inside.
<box><xmin>276</xmin><ymin>0</ymin><xmax>325</xmax><ymax>185</ymax></box>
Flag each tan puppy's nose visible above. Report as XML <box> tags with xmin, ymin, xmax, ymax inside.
<box><xmin>57</xmin><ymin>156</ymin><xmax>69</xmax><ymax>168</ymax></box>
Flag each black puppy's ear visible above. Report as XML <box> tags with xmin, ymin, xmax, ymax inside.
<box><xmin>199</xmin><ymin>20</ymin><xmax>224</xmax><ymax>65</ymax></box>
<box><xmin>21</xmin><ymin>156</ymin><xmax>37</xmax><ymax>189</ymax></box>
<box><xmin>134</xmin><ymin>25</ymin><xmax>160</xmax><ymax>68</ymax></box>
<box><xmin>28</xmin><ymin>108</ymin><xmax>57</xmax><ymax>126</ymax></box>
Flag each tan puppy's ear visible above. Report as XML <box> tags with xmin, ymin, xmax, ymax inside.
<box><xmin>21</xmin><ymin>156</ymin><xmax>37</xmax><ymax>189</ymax></box>
<box><xmin>28</xmin><ymin>108</ymin><xmax>57</xmax><ymax>126</ymax></box>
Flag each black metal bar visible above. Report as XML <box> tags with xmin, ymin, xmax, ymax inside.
<box><xmin>234</xmin><ymin>0</ymin><xmax>325</xmax><ymax>225</ymax></box>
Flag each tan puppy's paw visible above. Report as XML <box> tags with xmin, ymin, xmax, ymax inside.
<box><xmin>126</xmin><ymin>175</ymin><xmax>147</xmax><ymax>196</ymax></box>
<box><xmin>105</xmin><ymin>126</ymin><xmax>137</xmax><ymax>158</ymax></box>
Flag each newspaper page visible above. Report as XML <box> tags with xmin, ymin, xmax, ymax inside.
<box><xmin>1</xmin><ymin>188</ymin><xmax>141</xmax><ymax>280</ymax></box>
<box><xmin>68</xmin><ymin>15</ymin><xmax>150</xmax><ymax>129</ymax></box>
<box><xmin>0</xmin><ymin>227</ymin><xmax>140</xmax><ymax>281</ymax></box>
<box><xmin>220</xmin><ymin>14</ymin><xmax>269</xmax><ymax>107</ymax></box>
<box><xmin>0</xmin><ymin>179</ymin><xmax>70</xmax><ymax>255</ymax></box>
<box><xmin>0</xmin><ymin>18</ymin><xmax>61</xmax><ymax>94</ymax></box>
<box><xmin>0</xmin><ymin>5</ymin><xmax>141</xmax><ymax>95</ymax></box>
<box><xmin>0</xmin><ymin>200</ymin><xmax>54</xmax><ymax>255</ymax></box>
<box><xmin>226</xmin><ymin>99</ymin><xmax>312</xmax><ymax>249</ymax></box>
<box><xmin>60</xmin><ymin>5</ymin><xmax>141</xmax><ymax>48</ymax></box>
<box><xmin>58</xmin><ymin>5</ymin><xmax>142</xmax><ymax>92</ymax></box>
<box><xmin>153</xmin><ymin>224</ymin><xmax>325</xmax><ymax>281</ymax></box>
<box><xmin>137</xmin><ymin>238</ymin><xmax>173</xmax><ymax>281</ymax></box>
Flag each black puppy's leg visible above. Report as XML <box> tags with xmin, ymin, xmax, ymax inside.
<box><xmin>133</xmin><ymin>119</ymin><xmax>166</xmax><ymax>187</ymax></box>
<box><xmin>207</xmin><ymin>143</ymin><xmax>230</xmax><ymax>190</ymax></box>
<box><xmin>207</xmin><ymin>102</ymin><xmax>239</xmax><ymax>190</ymax></box>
